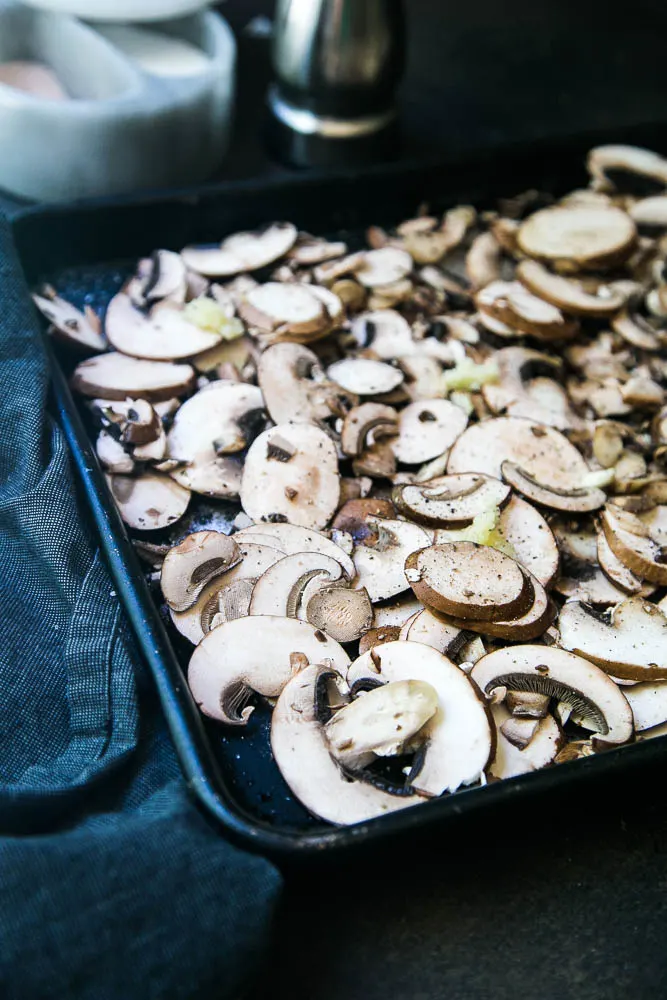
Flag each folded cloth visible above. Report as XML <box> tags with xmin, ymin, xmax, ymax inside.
<box><xmin>0</xmin><ymin>215</ymin><xmax>281</xmax><ymax>998</ymax></box>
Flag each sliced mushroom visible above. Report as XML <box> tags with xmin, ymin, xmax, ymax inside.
<box><xmin>551</xmin><ymin>521</ymin><xmax>632</xmax><ymax>606</ymax></box>
<box><xmin>612</xmin><ymin>306</ymin><xmax>663</xmax><ymax>352</ymax></box>
<box><xmin>447</xmin><ymin>417</ymin><xmax>589</xmax><ymax>489</ymax></box>
<box><xmin>506</xmin><ymin>691</ymin><xmax>550</xmax><ymax>718</ymax></box>
<box><xmin>71</xmin><ymin>353</ymin><xmax>195</xmax><ymax>402</ymax></box>
<box><xmin>169</xmin><ymin>457</ymin><xmax>243</xmax><ymax>500</ymax></box>
<box><xmin>516</xmin><ymin>259</ymin><xmax>626</xmax><ymax>316</ymax></box>
<box><xmin>239</xmin><ymin>282</ymin><xmax>329</xmax><ymax>339</ymax></box>
<box><xmin>188</xmin><ymin>615</ymin><xmax>349</xmax><ymax>724</ymax></box>
<box><xmin>104</xmin><ymin>292</ymin><xmax>222</xmax><ymax>360</ymax></box>
<box><xmin>248</xmin><ymin>551</ymin><xmax>348</xmax><ymax>618</ymax></box>
<box><xmin>258</xmin><ymin>342</ymin><xmax>354</xmax><ymax>427</ymax></box>
<box><xmin>347</xmin><ymin>640</ymin><xmax>494</xmax><ymax>795</ymax></box>
<box><xmin>33</xmin><ymin>288</ymin><xmax>106</xmax><ymax>352</ymax></box>
<box><xmin>92</xmin><ymin>397</ymin><xmax>163</xmax><ymax>448</ymax></box>
<box><xmin>623</xmin><ymin>682</ymin><xmax>667</xmax><ymax>732</ymax></box>
<box><xmin>233</xmin><ymin>521</ymin><xmax>355</xmax><ymax>579</ymax></box>
<box><xmin>241</xmin><ymin>424</ymin><xmax>340</xmax><ymax>530</ymax></box>
<box><xmin>480</xmin><ymin>346</ymin><xmax>578</xmax><ymax>431</ymax></box>
<box><xmin>601</xmin><ymin>505</ymin><xmax>667</xmax><ymax>584</ymax></box>
<box><xmin>558</xmin><ymin>597</ymin><xmax>667</xmax><ymax>681</ymax></box>
<box><xmin>288</xmin><ymin>236</ymin><xmax>347</xmax><ymax>266</ymax></box>
<box><xmin>398</xmin><ymin>607</ymin><xmax>464</xmax><ymax>656</ymax></box>
<box><xmin>488</xmin><ymin>702</ymin><xmax>562</xmax><ymax>780</ymax></box>
<box><xmin>136</xmin><ymin>249</ymin><xmax>187</xmax><ymax>305</ymax></box>
<box><xmin>441</xmin><ymin>569</ymin><xmax>555</xmax><ymax>641</ymax></box>
<box><xmin>405</xmin><ymin>541</ymin><xmax>532</xmax><ymax>622</ymax></box>
<box><xmin>477</xmin><ymin>280</ymin><xmax>579</xmax><ymax>340</ymax></box>
<box><xmin>372</xmin><ymin>594</ymin><xmax>424</xmax><ymax>628</ymax></box>
<box><xmin>106</xmin><ymin>471</ymin><xmax>190</xmax><ymax>531</ymax></box>
<box><xmin>587</xmin><ymin>145</ymin><xmax>667</xmax><ymax>195</ymax></box>
<box><xmin>596</xmin><ymin>530</ymin><xmax>645</xmax><ymax>594</ymax></box>
<box><xmin>358</xmin><ymin>625</ymin><xmax>403</xmax><ymax>653</ymax></box>
<box><xmin>160</xmin><ymin>531</ymin><xmax>242</xmax><ymax>612</ymax></box>
<box><xmin>501</xmin><ymin>460</ymin><xmax>606</xmax><ymax>513</ymax></box>
<box><xmin>393</xmin><ymin>474</ymin><xmax>511</xmax><ymax>527</ymax></box>
<box><xmin>349</xmin><ymin>310</ymin><xmax>415</xmax><ymax>358</ymax></box>
<box><xmin>472</xmin><ymin>644</ymin><xmax>633</xmax><ymax>744</ymax></box>
<box><xmin>305</xmin><ymin>586</ymin><xmax>373</xmax><ymax>642</ymax></box>
<box><xmin>517</xmin><ymin>205</ymin><xmax>637</xmax><ymax>269</ymax></box>
<box><xmin>327</xmin><ymin>358</ymin><xmax>405</xmax><ymax>396</ymax></box>
<box><xmin>96</xmin><ymin>430</ymin><xmax>135</xmax><ymax>474</ymax></box>
<box><xmin>167</xmin><ymin>381</ymin><xmax>265</xmax><ymax>475</ymax></box>
<box><xmin>466</xmin><ymin>231</ymin><xmax>503</xmax><ymax>290</ymax></box>
<box><xmin>355</xmin><ymin>248</ymin><xmax>413</xmax><ymax>288</ymax></box>
<box><xmin>494</xmin><ymin>496</ymin><xmax>559</xmax><ymax>588</ymax></box>
<box><xmin>340</xmin><ymin>403</ymin><xmax>399</xmax><ymax>458</ymax></box>
<box><xmin>392</xmin><ymin>400</ymin><xmax>468</xmax><ymax>465</ymax></box>
<box><xmin>353</xmin><ymin>518</ymin><xmax>431</xmax><ymax>603</ymax></box>
<box><xmin>271</xmin><ymin>664</ymin><xmax>418</xmax><ymax>824</ymax></box>
<box><xmin>181</xmin><ymin>222</ymin><xmax>297</xmax><ymax>277</ymax></box>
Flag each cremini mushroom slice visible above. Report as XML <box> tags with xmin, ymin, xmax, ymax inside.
<box><xmin>325</xmin><ymin>678</ymin><xmax>438</xmax><ymax>767</ymax></box>
<box><xmin>623</xmin><ymin>682</ymin><xmax>667</xmax><ymax>732</ymax></box>
<box><xmin>495</xmin><ymin>496</ymin><xmax>559</xmax><ymax>588</ymax></box>
<box><xmin>558</xmin><ymin>597</ymin><xmax>667</xmax><ymax>681</ymax></box>
<box><xmin>327</xmin><ymin>358</ymin><xmax>405</xmax><ymax>396</ymax></box>
<box><xmin>517</xmin><ymin>205</ymin><xmax>637</xmax><ymax>270</ymax></box>
<box><xmin>33</xmin><ymin>287</ymin><xmax>106</xmax><ymax>352</ymax></box>
<box><xmin>247</xmin><ymin>551</ymin><xmax>348</xmax><ymax>618</ymax></box>
<box><xmin>488</xmin><ymin>702</ymin><xmax>562</xmax><ymax>780</ymax></box>
<box><xmin>500</xmin><ymin>460</ymin><xmax>607</xmax><ymax>513</ymax></box>
<box><xmin>349</xmin><ymin>309</ymin><xmax>415</xmax><ymax>358</ymax></box>
<box><xmin>600</xmin><ymin>505</ymin><xmax>667</xmax><ymax>584</ymax></box>
<box><xmin>447</xmin><ymin>417</ymin><xmax>589</xmax><ymax>489</ymax></box>
<box><xmin>551</xmin><ymin>520</ymin><xmax>631</xmax><ymax>606</ymax></box>
<box><xmin>92</xmin><ymin>397</ymin><xmax>163</xmax><ymax>448</ymax></box>
<box><xmin>480</xmin><ymin>347</ymin><xmax>579</xmax><ymax>431</ymax></box>
<box><xmin>233</xmin><ymin>521</ymin><xmax>355</xmax><ymax>579</ymax></box>
<box><xmin>612</xmin><ymin>305</ymin><xmax>663</xmax><ymax>351</ymax></box>
<box><xmin>442</xmin><ymin>569</ymin><xmax>555</xmax><ymax>641</ymax></box>
<box><xmin>104</xmin><ymin>292</ymin><xmax>222</xmax><ymax>361</ymax></box>
<box><xmin>71</xmin><ymin>353</ymin><xmax>195</xmax><ymax>402</ymax></box>
<box><xmin>136</xmin><ymin>249</ymin><xmax>187</xmax><ymax>305</ymax></box>
<box><xmin>106</xmin><ymin>471</ymin><xmax>190</xmax><ymax>531</ymax></box>
<box><xmin>288</xmin><ymin>236</ymin><xmax>347</xmax><ymax>266</ymax></box>
<box><xmin>169</xmin><ymin>457</ymin><xmax>243</xmax><ymax>500</ymax></box>
<box><xmin>392</xmin><ymin>400</ymin><xmax>468</xmax><ymax>465</ymax></box>
<box><xmin>506</xmin><ymin>691</ymin><xmax>550</xmax><ymax>718</ymax></box>
<box><xmin>239</xmin><ymin>282</ymin><xmax>329</xmax><ymax>340</ymax></box>
<box><xmin>353</xmin><ymin>518</ymin><xmax>431</xmax><ymax>603</ymax></box>
<box><xmin>348</xmin><ymin>640</ymin><xmax>494</xmax><ymax>795</ymax></box>
<box><xmin>587</xmin><ymin>145</ymin><xmax>667</xmax><ymax>194</ymax></box>
<box><xmin>372</xmin><ymin>594</ymin><xmax>424</xmax><ymax>628</ymax></box>
<box><xmin>477</xmin><ymin>280</ymin><xmax>579</xmax><ymax>340</ymax></box>
<box><xmin>188</xmin><ymin>615</ymin><xmax>349</xmax><ymax>724</ymax></box>
<box><xmin>393</xmin><ymin>474</ymin><xmax>511</xmax><ymax>527</ymax></box>
<box><xmin>398</xmin><ymin>607</ymin><xmax>464</xmax><ymax>656</ymax></box>
<box><xmin>630</xmin><ymin>195</ymin><xmax>667</xmax><ymax>229</ymax></box>
<box><xmin>181</xmin><ymin>222</ymin><xmax>297</xmax><ymax>276</ymax></box>
<box><xmin>465</xmin><ymin>231</ymin><xmax>503</xmax><ymax>290</ymax></box>
<box><xmin>516</xmin><ymin>259</ymin><xmax>626</xmax><ymax>316</ymax></box>
<box><xmin>358</xmin><ymin>625</ymin><xmax>402</xmax><ymax>653</ymax></box>
<box><xmin>340</xmin><ymin>403</ymin><xmax>399</xmax><ymax>458</ymax></box>
<box><xmin>160</xmin><ymin>531</ymin><xmax>242</xmax><ymax>612</ymax></box>
<box><xmin>167</xmin><ymin>381</ymin><xmax>265</xmax><ymax>470</ymax></box>
<box><xmin>96</xmin><ymin>430</ymin><xmax>135</xmax><ymax>474</ymax></box>
<box><xmin>271</xmin><ymin>664</ymin><xmax>418</xmax><ymax>825</ymax></box>
<box><xmin>405</xmin><ymin>541</ymin><xmax>532</xmax><ymax>622</ymax></box>
<box><xmin>240</xmin><ymin>423</ymin><xmax>340</xmax><ymax>530</ymax></box>
<box><xmin>355</xmin><ymin>248</ymin><xmax>413</xmax><ymax>288</ymax></box>
<box><xmin>170</xmin><ymin>542</ymin><xmax>284</xmax><ymax>644</ymax></box>
<box><xmin>305</xmin><ymin>586</ymin><xmax>373</xmax><ymax>642</ymax></box>
<box><xmin>258</xmin><ymin>342</ymin><xmax>354</xmax><ymax>427</ymax></box>
<box><xmin>472</xmin><ymin>644</ymin><xmax>633</xmax><ymax>744</ymax></box>
<box><xmin>596</xmin><ymin>530</ymin><xmax>646</xmax><ymax>594</ymax></box>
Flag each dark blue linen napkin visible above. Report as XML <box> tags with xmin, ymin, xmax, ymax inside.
<box><xmin>0</xmin><ymin>214</ymin><xmax>281</xmax><ymax>999</ymax></box>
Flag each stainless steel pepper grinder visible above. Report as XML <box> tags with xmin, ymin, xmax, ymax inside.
<box><xmin>267</xmin><ymin>0</ymin><xmax>406</xmax><ymax>167</ymax></box>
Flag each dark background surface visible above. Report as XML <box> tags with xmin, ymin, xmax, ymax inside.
<box><xmin>8</xmin><ymin>1</ymin><xmax>667</xmax><ymax>996</ymax></box>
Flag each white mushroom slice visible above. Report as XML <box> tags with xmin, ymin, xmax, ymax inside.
<box><xmin>488</xmin><ymin>703</ymin><xmax>562</xmax><ymax>780</ymax></box>
<box><xmin>188</xmin><ymin>615</ymin><xmax>349</xmax><ymax>724</ymax></box>
<box><xmin>181</xmin><ymin>222</ymin><xmax>298</xmax><ymax>276</ymax></box>
<box><xmin>248</xmin><ymin>551</ymin><xmax>347</xmax><ymax>618</ymax></box>
<box><xmin>91</xmin><ymin>397</ymin><xmax>162</xmax><ymax>447</ymax></box>
<box><xmin>501</xmin><ymin>461</ymin><xmax>606</xmax><ymax>513</ymax></box>
<box><xmin>104</xmin><ymin>293</ymin><xmax>221</xmax><ymax>360</ymax></box>
<box><xmin>325</xmin><ymin>679</ymin><xmax>438</xmax><ymax>766</ymax></box>
<box><xmin>630</xmin><ymin>195</ymin><xmax>667</xmax><ymax>228</ymax></box>
<box><xmin>138</xmin><ymin>250</ymin><xmax>187</xmax><ymax>304</ymax></box>
<box><xmin>71</xmin><ymin>353</ymin><xmax>195</xmax><ymax>402</ymax></box>
<box><xmin>516</xmin><ymin>260</ymin><xmax>626</xmax><ymax>316</ymax></box>
<box><xmin>341</xmin><ymin>403</ymin><xmax>398</xmax><ymax>458</ymax></box>
<box><xmin>494</xmin><ymin>496</ymin><xmax>559</xmax><ymax>588</ymax></box>
<box><xmin>271</xmin><ymin>664</ymin><xmax>418</xmax><ymax>825</ymax></box>
<box><xmin>506</xmin><ymin>691</ymin><xmax>550</xmax><ymax>718</ymax></box>
<box><xmin>169</xmin><ymin>457</ymin><xmax>243</xmax><ymax>500</ymax></box>
<box><xmin>403</xmin><ymin>206</ymin><xmax>475</xmax><ymax>265</ymax></box>
<box><xmin>234</xmin><ymin>521</ymin><xmax>355</xmax><ymax>579</ymax></box>
<box><xmin>399</xmin><ymin>607</ymin><xmax>464</xmax><ymax>656</ymax></box>
<box><xmin>327</xmin><ymin>358</ymin><xmax>404</xmax><ymax>396</ymax></box>
<box><xmin>167</xmin><ymin>382</ymin><xmax>264</xmax><ymax>467</ymax></box>
<box><xmin>309</xmin><ymin>285</ymin><xmax>345</xmax><ymax>327</ymax></box>
<box><xmin>350</xmin><ymin>310</ymin><xmax>415</xmax><ymax>358</ymax></box>
<box><xmin>465</xmin><ymin>231</ymin><xmax>503</xmax><ymax>290</ymax></box>
<box><xmin>160</xmin><ymin>531</ymin><xmax>242</xmax><ymax>612</ymax></box>
<box><xmin>477</xmin><ymin>280</ymin><xmax>579</xmax><ymax>340</ymax></box>
<box><xmin>33</xmin><ymin>289</ymin><xmax>106</xmax><ymax>351</ymax></box>
<box><xmin>306</xmin><ymin>586</ymin><xmax>373</xmax><ymax>642</ymax></box>
<box><xmin>353</xmin><ymin>518</ymin><xmax>431</xmax><ymax>603</ymax></box>
<box><xmin>313</xmin><ymin>252</ymin><xmax>367</xmax><ymax>285</ymax></box>
<box><xmin>240</xmin><ymin>424</ymin><xmax>340</xmax><ymax>530</ymax></box>
<box><xmin>347</xmin><ymin>641</ymin><xmax>493</xmax><ymax>795</ymax></box>
<box><xmin>558</xmin><ymin>597</ymin><xmax>667</xmax><ymax>681</ymax></box>
<box><xmin>171</xmin><ymin>542</ymin><xmax>284</xmax><ymax>644</ymax></box>
<box><xmin>517</xmin><ymin>206</ymin><xmax>637</xmax><ymax>269</ymax></box>
<box><xmin>551</xmin><ymin>521</ymin><xmax>631</xmax><ymax>606</ymax></box>
<box><xmin>96</xmin><ymin>430</ymin><xmax>135</xmax><ymax>474</ymax></box>
<box><xmin>393</xmin><ymin>474</ymin><xmax>511</xmax><ymax>527</ymax></box>
<box><xmin>405</xmin><ymin>541</ymin><xmax>533</xmax><ymax>622</ymax></box>
<box><xmin>472</xmin><ymin>644</ymin><xmax>633</xmax><ymax>744</ymax></box>
<box><xmin>399</xmin><ymin>355</ymin><xmax>444</xmax><ymax>402</ymax></box>
<box><xmin>612</xmin><ymin>308</ymin><xmax>663</xmax><ymax>352</ymax></box>
<box><xmin>500</xmin><ymin>715</ymin><xmax>540</xmax><ymax>749</ymax></box>
<box><xmin>587</xmin><ymin>145</ymin><xmax>667</xmax><ymax>193</ymax></box>
<box><xmin>258</xmin><ymin>342</ymin><xmax>354</xmax><ymax>427</ymax></box>
<box><xmin>445</xmin><ymin>569</ymin><xmax>554</xmax><ymax>642</ymax></box>
<box><xmin>600</xmin><ymin>506</ymin><xmax>667</xmax><ymax>584</ymax></box>
<box><xmin>288</xmin><ymin>238</ymin><xmax>348</xmax><ymax>266</ymax></box>
<box><xmin>106</xmin><ymin>472</ymin><xmax>190</xmax><ymax>531</ymax></box>
<box><xmin>372</xmin><ymin>594</ymin><xmax>424</xmax><ymax>628</ymax></box>
<box><xmin>355</xmin><ymin>248</ymin><xmax>413</xmax><ymax>288</ymax></box>
<box><xmin>623</xmin><ymin>682</ymin><xmax>667</xmax><ymax>732</ymax></box>
<box><xmin>447</xmin><ymin>417</ymin><xmax>589</xmax><ymax>489</ymax></box>
<box><xmin>392</xmin><ymin>400</ymin><xmax>468</xmax><ymax>465</ymax></box>
<box><xmin>596</xmin><ymin>531</ymin><xmax>645</xmax><ymax>594</ymax></box>
<box><xmin>239</xmin><ymin>282</ymin><xmax>328</xmax><ymax>337</ymax></box>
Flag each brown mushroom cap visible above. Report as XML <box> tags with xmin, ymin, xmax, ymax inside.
<box><xmin>558</xmin><ymin>597</ymin><xmax>667</xmax><ymax>681</ymax></box>
<box><xmin>601</xmin><ymin>505</ymin><xmax>667</xmax><ymax>584</ymax></box>
<box><xmin>405</xmin><ymin>541</ymin><xmax>533</xmax><ymax>622</ymax></box>
<box><xmin>444</xmin><ymin>569</ymin><xmax>555</xmax><ymax>641</ymax></box>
